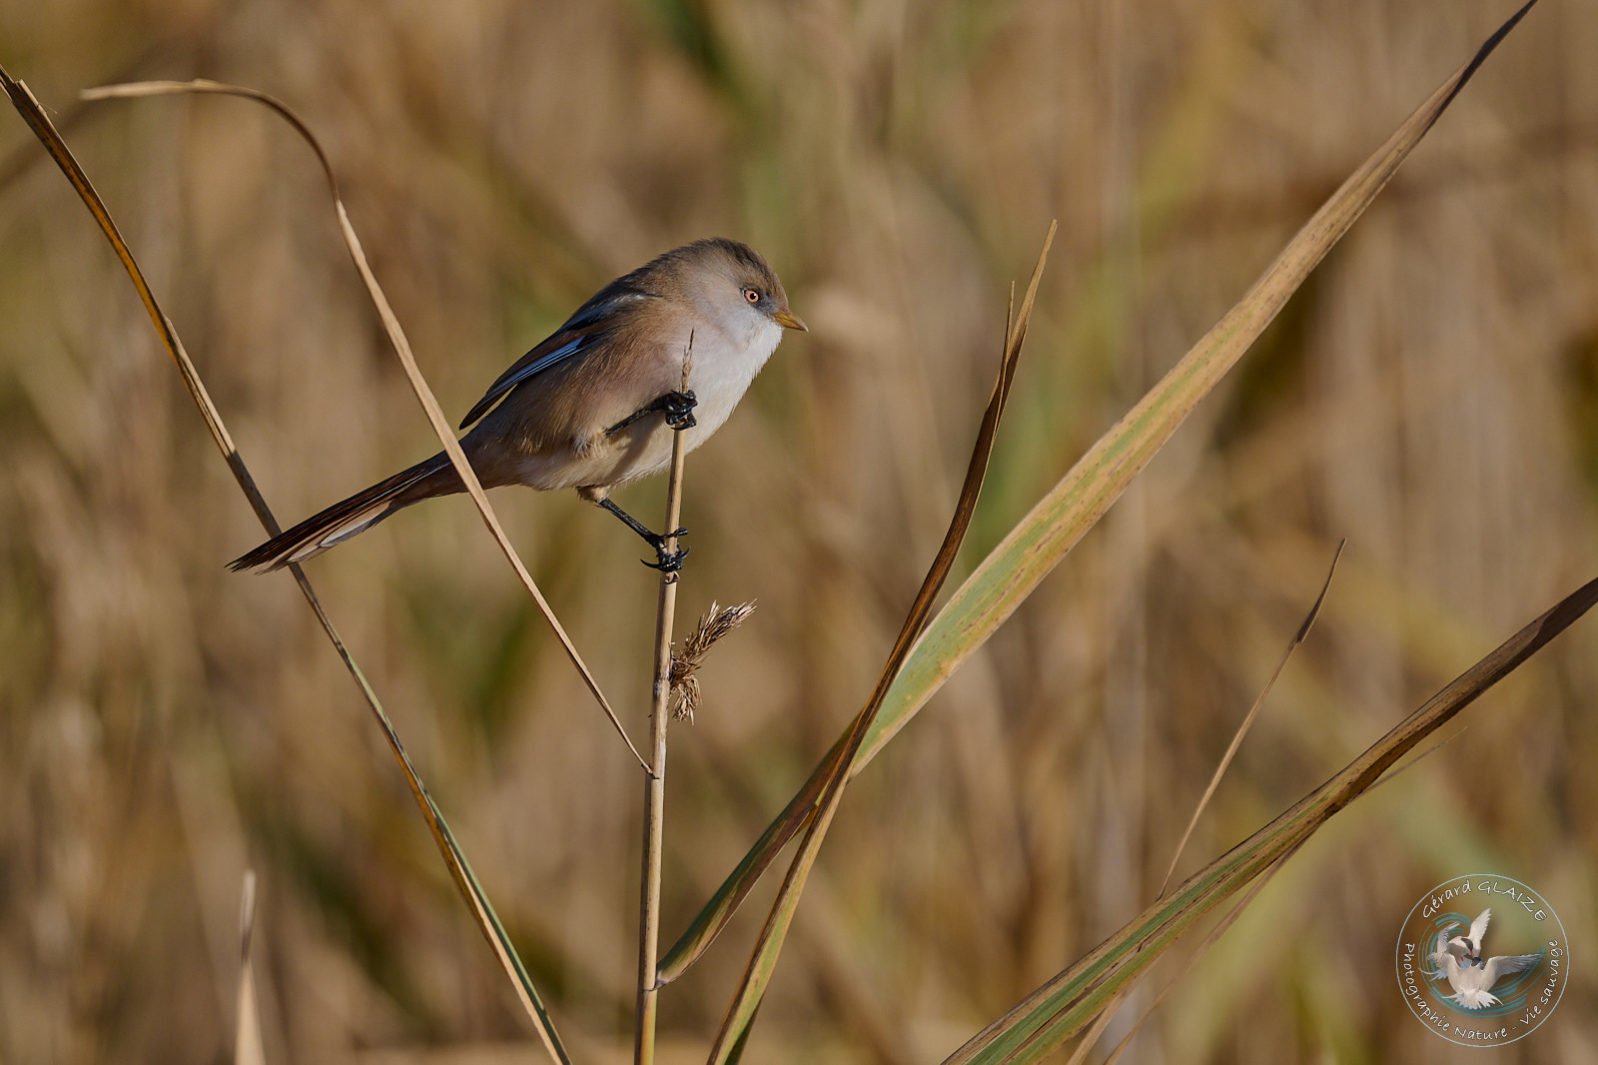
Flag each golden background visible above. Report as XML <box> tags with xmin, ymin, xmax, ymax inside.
<box><xmin>2</xmin><ymin>1</ymin><xmax>1595</xmax><ymax>1061</ymax></box>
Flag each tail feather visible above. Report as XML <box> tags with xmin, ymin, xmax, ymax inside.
<box><xmin>229</xmin><ymin>453</ymin><xmax>463</xmax><ymax>573</ymax></box>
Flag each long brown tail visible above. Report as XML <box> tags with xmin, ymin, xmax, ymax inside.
<box><xmin>228</xmin><ymin>452</ymin><xmax>463</xmax><ymax>572</ymax></box>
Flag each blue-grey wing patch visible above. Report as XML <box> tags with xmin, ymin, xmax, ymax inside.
<box><xmin>457</xmin><ymin>334</ymin><xmax>590</xmax><ymax>429</ymax></box>
<box><xmin>457</xmin><ymin>288</ymin><xmax>652</xmax><ymax>429</ymax></box>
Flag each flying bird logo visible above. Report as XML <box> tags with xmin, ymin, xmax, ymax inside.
<box><xmin>1427</xmin><ymin>908</ymin><xmax>1543</xmax><ymax>1010</ymax></box>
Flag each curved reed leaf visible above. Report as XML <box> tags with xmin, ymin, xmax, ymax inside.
<box><xmin>1</xmin><ymin>67</ymin><xmax>571</xmax><ymax>1062</ymax></box>
<box><xmin>945</xmin><ymin>571</ymin><xmax>1597</xmax><ymax>1063</ymax></box>
<box><xmin>77</xmin><ymin>79</ymin><xmax>645</xmax><ymax>771</ymax></box>
<box><xmin>704</xmin><ymin>227</ymin><xmax>1051</xmax><ymax>1061</ymax></box>
<box><xmin>660</xmin><ymin>0</ymin><xmax>1539</xmax><ymax>983</ymax></box>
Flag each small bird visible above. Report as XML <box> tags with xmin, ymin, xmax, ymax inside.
<box><xmin>1428</xmin><ymin>908</ymin><xmax>1542</xmax><ymax>1010</ymax></box>
<box><xmin>230</xmin><ymin>238</ymin><xmax>805</xmax><ymax>573</ymax></box>
<box><xmin>1447</xmin><ymin>907</ymin><xmax>1495</xmax><ymax>969</ymax></box>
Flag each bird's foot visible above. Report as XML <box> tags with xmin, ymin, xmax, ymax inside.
<box><xmin>605</xmin><ymin>389</ymin><xmax>698</xmax><ymax>437</ymax></box>
<box><xmin>660</xmin><ymin>390</ymin><xmax>697</xmax><ymax>431</ymax></box>
<box><xmin>640</xmin><ymin>528</ymin><xmax>690</xmax><ymax>572</ymax></box>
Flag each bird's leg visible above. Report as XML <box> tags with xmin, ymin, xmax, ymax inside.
<box><xmin>595</xmin><ymin>497</ymin><xmax>689</xmax><ymax>572</ymax></box>
<box><xmin>605</xmin><ymin>390</ymin><xmax>699</xmax><ymax>437</ymax></box>
<box><xmin>596</xmin><ymin>390</ymin><xmax>697</xmax><ymax>569</ymax></box>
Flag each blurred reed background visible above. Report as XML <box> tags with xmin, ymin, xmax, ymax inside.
<box><xmin>3</xmin><ymin>1</ymin><xmax>1596</xmax><ymax>1061</ymax></box>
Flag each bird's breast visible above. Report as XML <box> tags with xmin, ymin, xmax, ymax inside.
<box><xmin>501</xmin><ymin>316</ymin><xmax>782</xmax><ymax>493</ymax></box>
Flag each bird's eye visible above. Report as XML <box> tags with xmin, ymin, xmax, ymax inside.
<box><xmin>742</xmin><ymin>287</ymin><xmax>761</xmax><ymax>304</ymax></box>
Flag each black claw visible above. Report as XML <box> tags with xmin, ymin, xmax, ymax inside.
<box><xmin>641</xmin><ymin>528</ymin><xmax>689</xmax><ymax>572</ymax></box>
<box><xmin>642</xmin><ymin>544</ymin><xmax>690</xmax><ymax>572</ymax></box>
<box><xmin>662</xmin><ymin>389</ymin><xmax>698</xmax><ymax>431</ymax></box>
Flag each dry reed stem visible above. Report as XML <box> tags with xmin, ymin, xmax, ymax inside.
<box><xmin>634</xmin><ymin>342</ymin><xmax>693</xmax><ymax>1065</ymax></box>
<box><xmin>235</xmin><ymin>871</ymin><xmax>264</xmax><ymax>1065</ymax></box>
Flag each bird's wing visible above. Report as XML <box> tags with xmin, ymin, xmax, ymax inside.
<box><xmin>1483</xmin><ymin>953</ymin><xmax>1541</xmax><ymax>984</ymax></box>
<box><xmin>1430</xmin><ymin>930</ymin><xmax>1459</xmax><ymax>979</ymax></box>
<box><xmin>457</xmin><ymin>286</ymin><xmax>654</xmax><ymax>429</ymax></box>
<box><xmin>1469</xmin><ymin>909</ymin><xmax>1493</xmax><ymax>948</ymax></box>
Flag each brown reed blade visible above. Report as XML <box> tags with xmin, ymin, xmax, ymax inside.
<box><xmin>2</xmin><ymin>66</ymin><xmax>571</xmax><ymax>1062</ymax></box>
<box><xmin>79</xmin><ymin>77</ymin><xmax>646</xmax><ymax>772</ymax></box>
<box><xmin>945</xmin><ymin>569</ymin><xmax>1597</xmax><ymax>1063</ymax></box>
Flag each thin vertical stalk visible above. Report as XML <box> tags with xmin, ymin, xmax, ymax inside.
<box><xmin>635</xmin><ymin>349</ymin><xmax>692</xmax><ymax>1064</ymax></box>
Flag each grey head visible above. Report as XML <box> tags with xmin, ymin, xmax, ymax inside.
<box><xmin>638</xmin><ymin>238</ymin><xmax>806</xmax><ymax>335</ymax></box>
